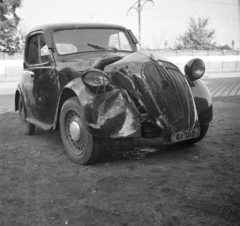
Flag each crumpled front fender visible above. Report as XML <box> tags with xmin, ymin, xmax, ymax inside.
<box><xmin>84</xmin><ymin>89</ymin><xmax>141</xmax><ymax>138</ymax></box>
<box><xmin>59</xmin><ymin>78</ymin><xmax>141</xmax><ymax>138</ymax></box>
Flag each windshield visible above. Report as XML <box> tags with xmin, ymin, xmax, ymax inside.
<box><xmin>53</xmin><ymin>28</ymin><xmax>133</xmax><ymax>55</ymax></box>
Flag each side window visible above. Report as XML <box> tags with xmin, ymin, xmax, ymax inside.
<box><xmin>25</xmin><ymin>34</ymin><xmax>49</xmax><ymax>65</ymax></box>
<box><xmin>109</xmin><ymin>32</ymin><xmax>131</xmax><ymax>51</ymax></box>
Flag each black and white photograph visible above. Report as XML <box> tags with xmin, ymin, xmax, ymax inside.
<box><xmin>0</xmin><ymin>0</ymin><xmax>240</xmax><ymax>225</ymax></box>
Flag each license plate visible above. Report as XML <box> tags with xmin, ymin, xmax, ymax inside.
<box><xmin>171</xmin><ymin>128</ymin><xmax>201</xmax><ymax>143</ymax></box>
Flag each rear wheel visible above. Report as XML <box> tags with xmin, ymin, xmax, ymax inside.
<box><xmin>18</xmin><ymin>96</ymin><xmax>35</xmax><ymax>135</ymax></box>
<box><xmin>60</xmin><ymin>97</ymin><xmax>99</xmax><ymax>165</ymax></box>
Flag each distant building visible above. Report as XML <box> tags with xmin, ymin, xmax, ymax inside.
<box><xmin>217</xmin><ymin>44</ymin><xmax>232</xmax><ymax>50</ymax></box>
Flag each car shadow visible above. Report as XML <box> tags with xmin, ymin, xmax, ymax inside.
<box><xmin>97</xmin><ymin>137</ymin><xmax>201</xmax><ymax>164</ymax></box>
<box><xmin>30</xmin><ymin>129</ymin><xmax>202</xmax><ymax>165</ymax></box>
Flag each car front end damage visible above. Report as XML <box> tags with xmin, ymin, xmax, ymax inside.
<box><xmin>76</xmin><ymin>51</ymin><xmax>212</xmax><ymax>144</ymax></box>
<box><xmin>84</xmin><ymin>89</ymin><xmax>142</xmax><ymax>138</ymax></box>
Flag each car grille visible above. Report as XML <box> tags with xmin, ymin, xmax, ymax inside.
<box><xmin>142</xmin><ymin>61</ymin><xmax>196</xmax><ymax>132</ymax></box>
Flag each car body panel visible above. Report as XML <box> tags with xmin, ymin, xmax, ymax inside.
<box><xmin>60</xmin><ymin>77</ymin><xmax>141</xmax><ymax>138</ymax></box>
<box><xmin>190</xmin><ymin>79</ymin><xmax>213</xmax><ymax>125</ymax></box>
<box><xmin>22</xmin><ymin>65</ymin><xmax>59</xmax><ymax>124</ymax></box>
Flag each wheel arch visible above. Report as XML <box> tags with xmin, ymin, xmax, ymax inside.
<box><xmin>15</xmin><ymin>90</ymin><xmax>20</xmax><ymax>111</ymax></box>
<box><xmin>190</xmin><ymin>79</ymin><xmax>213</xmax><ymax>126</ymax></box>
<box><xmin>53</xmin><ymin>77</ymin><xmax>96</xmax><ymax>130</ymax></box>
<box><xmin>54</xmin><ymin>87</ymin><xmax>78</xmax><ymax>130</ymax></box>
<box><xmin>15</xmin><ymin>83</ymin><xmax>26</xmax><ymax>111</ymax></box>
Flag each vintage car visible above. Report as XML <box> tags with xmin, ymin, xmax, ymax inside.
<box><xmin>15</xmin><ymin>23</ymin><xmax>213</xmax><ymax>165</ymax></box>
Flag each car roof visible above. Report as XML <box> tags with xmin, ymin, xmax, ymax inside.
<box><xmin>28</xmin><ymin>23</ymin><xmax>129</xmax><ymax>34</ymax></box>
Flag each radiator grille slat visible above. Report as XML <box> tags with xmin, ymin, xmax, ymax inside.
<box><xmin>142</xmin><ymin>61</ymin><xmax>195</xmax><ymax>131</ymax></box>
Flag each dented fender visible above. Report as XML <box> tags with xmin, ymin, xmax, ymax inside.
<box><xmin>62</xmin><ymin>77</ymin><xmax>96</xmax><ymax>106</ymax></box>
<box><xmin>59</xmin><ymin>78</ymin><xmax>141</xmax><ymax>138</ymax></box>
<box><xmin>84</xmin><ymin>89</ymin><xmax>141</xmax><ymax>138</ymax></box>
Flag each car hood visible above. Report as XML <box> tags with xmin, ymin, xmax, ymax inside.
<box><xmin>57</xmin><ymin>51</ymin><xmax>172</xmax><ymax>72</ymax></box>
<box><xmin>108</xmin><ymin>51</ymin><xmax>172</xmax><ymax>68</ymax></box>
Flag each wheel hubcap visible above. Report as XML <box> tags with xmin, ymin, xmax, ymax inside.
<box><xmin>69</xmin><ymin>121</ymin><xmax>81</xmax><ymax>142</ymax></box>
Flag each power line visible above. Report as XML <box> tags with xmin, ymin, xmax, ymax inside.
<box><xmin>127</xmin><ymin>0</ymin><xmax>154</xmax><ymax>47</ymax></box>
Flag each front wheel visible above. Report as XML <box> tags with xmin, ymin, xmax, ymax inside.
<box><xmin>59</xmin><ymin>97</ymin><xmax>99</xmax><ymax>165</ymax></box>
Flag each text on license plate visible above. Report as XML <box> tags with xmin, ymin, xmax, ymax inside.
<box><xmin>171</xmin><ymin>128</ymin><xmax>201</xmax><ymax>143</ymax></box>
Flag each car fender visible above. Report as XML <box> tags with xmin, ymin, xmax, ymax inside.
<box><xmin>190</xmin><ymin>79</ymin><xmax>213</xmax><ymax>126</ymax></box>
<box><xmin>15</xmin><ymin>82</ymin><xmax>27</xmax><ymax>111</ymax></box>
<box><xmin>54</xmin><ymin>78</ymin><xmax>141</xmax><ymax>138</ymax></box>
<box><xmin>83</xmin><ymin>88</ymin><xmax>141</xmax><ymax>138</ymax></box>
<box><xmin>53</xmin><ymin>77</ymin><xmax>95</xmax><ymax>129</ymax></box>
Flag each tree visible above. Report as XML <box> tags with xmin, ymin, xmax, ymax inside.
<box><xmin>174</xmin><ymin>16</ymin><xmax>216</xmax><ymax>50</ymax></box>
<box><xmin>0</xmin><ymin>0</ymin><xmax>23</xmax><ymax>54</ymax></box>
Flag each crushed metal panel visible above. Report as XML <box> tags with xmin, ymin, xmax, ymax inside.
<box><xmin>111</xmin><ymin>108</ymin><xmax>141</xmax><ymax>138</ymax></box>
<box><xmin>85</xmin><ymin>89</ymin><xmax>141</xmax><ymax>138</ymax></box>
<box><xmin>142</xmin><ymin>61</ymin><xmax>197</xmax><ymax>132</ymax></box>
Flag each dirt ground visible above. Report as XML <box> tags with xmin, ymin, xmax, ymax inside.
<box><xmin>0</xmin><ymin>96</ymin><xmax>240</xmax><ymax>226</ymax></box>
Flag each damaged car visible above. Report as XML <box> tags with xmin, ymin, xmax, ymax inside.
<box><xmin>15</xmin><ymin>23</ymin><xmax>213</xmax><ymax>165</ymax></box>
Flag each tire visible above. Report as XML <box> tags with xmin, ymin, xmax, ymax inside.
<box><xmin>179</xmin><ymin>124</ymin><xmax>209</xmax><ymax>145</ymax></box>
<box><xmin>18</xmin><ymin>96</ymin><xmax>35</xmax><ymax>135</ymax></box>
<box><xmin>59</xmin><ymin>97</ymin><xmax>100</xmax><ymax>165</ymax></box>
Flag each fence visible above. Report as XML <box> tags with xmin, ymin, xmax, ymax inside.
<box><xmin>1</xmin><ymin>50</ymin><xmax>240</xmax><ymax>81</ymax></box>
<box><xmin>152</xmin><ymin>50</ymin><xmax>240</xmax><ymax>73</ymax></box>
<box><xmin>0</xmin><ymin>53</ymin><xmax>23</xmax><ymax>81</ymax></box>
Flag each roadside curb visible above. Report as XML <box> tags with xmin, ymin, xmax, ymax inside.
<box><xmin>204</xmin><ymin>73</ymin><xmax>240</xmax><ymax>79</ymax></box>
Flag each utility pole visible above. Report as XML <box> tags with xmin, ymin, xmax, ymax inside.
<box><xmin>127</xmin><ymin>0</ymin><xmax>154</xmax><ymax>48</ymax></box>
<box><xmin>232</xmin><ymin>40</ymin><xmax>235</xmax><ymax>50</ymax></box>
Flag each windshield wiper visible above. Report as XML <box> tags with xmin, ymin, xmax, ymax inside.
<box><xmin>88</xmin><ymin>43</ymin><xmax>107</xmax><ymax>51</ymax></box>
<box><xmin>88</xmin><ymin>43</ymin><xmax>118</xmax><ymax>53</ymax></box>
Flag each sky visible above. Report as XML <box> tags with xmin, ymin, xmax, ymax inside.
<box><xmin>16</xmin><ymin>0</ymin><xmax>240</xmax><ymax>49</ymax></box>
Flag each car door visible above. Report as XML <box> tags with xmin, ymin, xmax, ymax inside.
<box><xmin>23</xmin><ymin>32</ymin><xmax>59</xmax><ymax>125</ymax></box>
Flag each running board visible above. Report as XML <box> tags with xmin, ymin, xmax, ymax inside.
<box><xmin>26</xmin><ymin>118</ymin><xmax>52</xmax><ymax>130</ymax></box>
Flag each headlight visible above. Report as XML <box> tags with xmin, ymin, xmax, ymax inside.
<box><xmin>81</xmin><ymin>69</ymin><xmax>111</xmax><ymax>93</ymax></box>
<box><xmin>184</xmin><ymin>58</ymin><xmax>205</xmax><ymax>81</ymax></box>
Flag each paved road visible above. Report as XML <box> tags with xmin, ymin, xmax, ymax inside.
<box><xmin>202</xmin><ymin>77</ymin><xmax>240</xmax><ymax>97</ymax></box>
<box><xmin>0</xmin><ymin>76</ymin><xmax>240</xmax><ymax>115</ymax></box>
